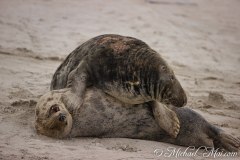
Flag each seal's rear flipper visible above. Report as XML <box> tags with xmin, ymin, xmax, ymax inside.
<box><xmin>213</xmin><ymin>132</ymin><xmax>240</xmax><ymax>152</ymax></box>
<box><xmin>151</xmin><ymin>101</ymin><xmax>180</xmax><ymax>138</ymax></box>
<box><xmin>208</xmin><ymin>125</ymin><xmax>240</xmax><ymax>152</ymax></box>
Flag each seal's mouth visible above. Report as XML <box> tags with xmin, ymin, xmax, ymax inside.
<box><xmin>161</xmin><ymin>84</ymin><xmax>187</xmax><ymax>107</ymax></box>
<box><xmin>162</xmin><ymin>94</ymin><xmax>187</xmax><ymax>107</ymax></box>
<box><xmin>47</xmin><ymin>114</ymin><xmax>68</xmax><ymax>130</ymax></box>
<box><xmin>164</xmin><ymin>96</ymin><xmax>187</xmax><ymax>107</ymax></box>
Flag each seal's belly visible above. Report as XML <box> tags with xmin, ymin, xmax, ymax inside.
<box><xmin>101</xmin><ymin>82</ymin><xmax>152</xmax><ymax>104</ymax></box>
<box><xmin>70</xmin><ymin>87</ymin><xmax>162</xmax><ymax>139</ymax></box>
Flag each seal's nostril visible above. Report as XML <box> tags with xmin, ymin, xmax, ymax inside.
<box><xmin>59</xmin><ymin>113</ymin><xmax>66</xmax><ymax>122</ymax></box>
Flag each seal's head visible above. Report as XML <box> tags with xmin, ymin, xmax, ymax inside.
<box><xmin>158</xmin><ymin>64</ymin><xmax>187</xmax><ymax>107</ymax></box>
<box><xmin>35</xmin><ymin>90</ymin><xmax>72</xmax><ymax>138</ymax></box>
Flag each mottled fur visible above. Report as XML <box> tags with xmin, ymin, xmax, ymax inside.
<box><xmin>35</xmin><ymin>89</ymin><xmax>73</xmax><ymax>138</ymax></box>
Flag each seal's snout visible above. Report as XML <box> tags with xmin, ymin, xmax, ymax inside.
<box><xmin>170</xmin><ymin>92</ymin><xmax>187</xmax><ymax>107</ymax></box>
<box><xmin>58</xmin><ymin>113</ymin><xmax>66</xmax><ymax>122</ymax></box>
<box><xmin>167</xmin><ymin>79</ymin><xmax>188</xmax><ymax>107</ymax></box>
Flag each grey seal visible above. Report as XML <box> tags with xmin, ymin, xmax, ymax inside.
<box><xmin>49</xmin><ymin>34</ymin><xmax>187</xmax><ymax>138</ymax></box>
<box><xmin>35</xmin><ymin>87</ymin><xmax>240</xmax><ymax>152</ymax></box>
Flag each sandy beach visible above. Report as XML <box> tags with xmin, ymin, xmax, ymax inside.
<box><xmin>0</xmin><ymin>0</ymin><xmax>239</xmax><ymax>159</ymax></box>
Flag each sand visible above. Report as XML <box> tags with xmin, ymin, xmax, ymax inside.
<box><xmin>0</xmin><ymin>0</ymin><xmax>239</xmax><ymax>159</ymax></box>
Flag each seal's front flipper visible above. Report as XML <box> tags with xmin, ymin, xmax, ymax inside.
<box><xmin>151</xmin><ymin>101</ymin><xmax>180</xmax><ymax>138</ymax></box>
<box><xmin>66</xmin><ymin>61</ymin><xmax>89</xmax><ymax>105</ymax></box>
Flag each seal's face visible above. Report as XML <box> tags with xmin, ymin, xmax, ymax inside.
<box><xmin>159</xmin><ymin>65</ymin><xmax>187</xmax><ymax>107</ymax></box>
<box><xmin>35</xmin><ymin>91</ymin><xmax>72</xmax><ymax>138</ymax></box>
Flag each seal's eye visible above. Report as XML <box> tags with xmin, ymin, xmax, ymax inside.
<box><xmin>50</xmin><ymin>104</ymin><xmax>60</xmax><ymax>114</ymax></box>
<box><xmin>161</xmin><ymin>66</ymin><xmax>166</xmax><ymax>71</ymax></box>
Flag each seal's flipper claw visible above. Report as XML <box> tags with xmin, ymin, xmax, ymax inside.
<box><xmin>152</xmin><ymin>101</ymin><xmax>180</xmax><ymax>138</ymax></box>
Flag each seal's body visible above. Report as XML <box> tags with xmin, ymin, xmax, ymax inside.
<box><xmin>35</xmin><ymin>87</ymin><xmax>240</xmax><ymax>152</ymax></box>
<box><xmin>49</xmin><ymin>34</ymin><xmax>187</xmax><ymax>138</ymax></box>
<box><xmin>51</xmin><ymin>34</ymin><xmax>187</xmax><ymax>106</ymax></box>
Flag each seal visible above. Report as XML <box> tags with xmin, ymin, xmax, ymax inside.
<box><xmin>49</xmin><ymin>34</ymin><xmax>187</xmax><ymax>138</ymax></box>
<box><xmin>51</xmin><ymin>34</ymin><xmax>187</xmax><ymax>107</ymax></box>
<box><xmin>35</xmin><ymin>87</ymin><xmax>240</xmax><ymax>152</ymax></box>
